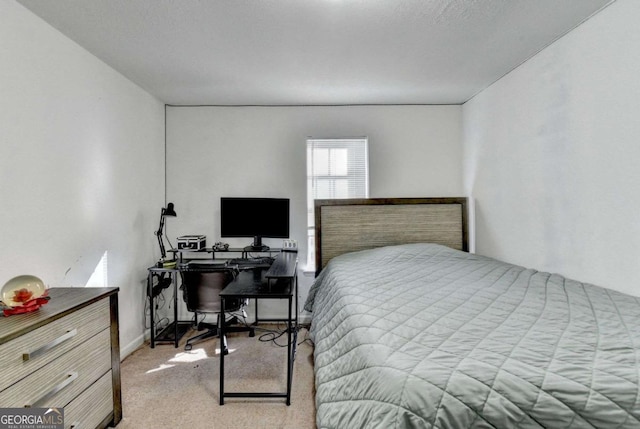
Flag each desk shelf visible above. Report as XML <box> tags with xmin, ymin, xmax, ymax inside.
<box><xmin>169</xmin><ymin>247</ymin><xmax>283</xmax><ymax>262</ymax></box>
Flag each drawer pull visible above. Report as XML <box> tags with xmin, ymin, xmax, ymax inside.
<box><xmin>26</xmin><ymin>371</ymin><xmax>78</xmax><ymax>408</ymax></box>
<box><xmin>23</xmin><ymin>329</ymin><xmax>78</xmax><ymax>361</ymax></box>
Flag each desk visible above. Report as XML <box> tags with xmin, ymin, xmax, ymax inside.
<box><xmin>147</xmin><ymin>266</ymin><xmax>191</xmax><ymax>348</ymax></box>
<box><xmin>219</xmin><ymin>251</ymin><xmax>298</xmax><ymax>405</ymax></box>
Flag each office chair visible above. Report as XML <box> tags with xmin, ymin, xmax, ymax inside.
<box><xmin>181</xmin><ymin>266</ymin><xmax>255</xmax><ymax>352</ymax></box>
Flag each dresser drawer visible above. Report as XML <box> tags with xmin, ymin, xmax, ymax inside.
<box><xmin>0</xmin><ymin>329</ymin><xmax>111</xmax><ymax>408</ymax></box>
<box><xmin>0</xmin><ymin>299</ymin><xmax>110</xmax><ymax>391</ymax></box>
<box><xmin>65</xmin><ymin>371</ymin><xmax>113</xmax><ymax>429</ymax></box>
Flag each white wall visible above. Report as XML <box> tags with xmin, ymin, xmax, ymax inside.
<box><xmin>0</xmin><ymin>1</ymin><xmax>165</xmax><ymax>355</ymax></box>
<box><xmin>167</xmin><ymin>105</ymin><xmax>463</xmax><ymax>318</ymax></box>
<box><xmin>463</xmin><ymin>0</ymin><xmax>640</xmax><ymax>296</ymax></box>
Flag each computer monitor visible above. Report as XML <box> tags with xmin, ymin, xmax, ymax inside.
<box><xmin>220</xmin><ymin>197</ymin><xmax>290</xmax><ymax>251</ymax></box>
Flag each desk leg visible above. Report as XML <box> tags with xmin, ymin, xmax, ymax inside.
<box><xmin>295</xmin><ymin>275</ymin><xmax>299</xmax><ymax>329</ymax></box>
<box><xmin>286</xmin><ymin>295</ymin><xmax>292</xmax><ymax>406</ymax></box>
<box><xmin>219</xmin><ymin>297</ymin><xmax>225</xmax><ymax>405</ymax></box>
<box><xmin>255</xmin><ymin>298</ymin><xmax>259</xmax><ymax>325</ymax></box>
<box><xmin>148</xmin><ymin>271</ymin><xmax>155</xmax><ymax>348</ymax></box>
<box><xmin>172</xmin><ymin>271</ymin><xmax>179</xmax><ymax>348</ymax></box>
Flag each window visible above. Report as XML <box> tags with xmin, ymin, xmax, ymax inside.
<box><xmin>306</xmin><ymin>138</ymin><xmax>369</xmax><ymax>269</ymax></box>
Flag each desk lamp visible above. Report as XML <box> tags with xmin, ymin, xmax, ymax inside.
<box><xmin>156</xmin><ymin>202</ymin><xmax>177</xmax><ymax>266</ymax></box>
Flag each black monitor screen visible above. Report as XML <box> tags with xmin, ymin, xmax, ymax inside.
<box><xmin>220</xmin><ymin>197</ymin><xmax>290</xmax><ymax>249</ymax></box>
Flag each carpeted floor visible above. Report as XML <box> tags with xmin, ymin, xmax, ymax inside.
<box><xmin>115</xmin><ymin>326</ymin><xmax>316</xmax><ymax>429</ymax></box>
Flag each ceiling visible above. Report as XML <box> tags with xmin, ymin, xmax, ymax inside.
<box><xmin>17</xmin><ymin>0</ymin><xmax>614</xmax><ymax>105</ymax></box>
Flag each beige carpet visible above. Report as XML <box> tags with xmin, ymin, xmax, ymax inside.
<box><xmin>116</xmin><ymin>326</ymin><xmax>316</xmax><ymax>429</ymax></box>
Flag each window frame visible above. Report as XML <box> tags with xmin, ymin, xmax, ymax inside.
<box><xmin>306</xmin><ymin>137</ymin><xmax>369</xmax><ymax>270</ymax></box>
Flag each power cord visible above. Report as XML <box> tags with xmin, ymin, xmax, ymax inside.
<box><xmin>155</xmin><ymin>317</ymin><xmax>170</xmax><ymax>332</ymax></box>
<box><xmin>296</xmin><ymin>325</ymin><xmax>314</xmax><ymax>347</ymax></box>
<box><xmin>258</xmin><ymin>322</ymin><xmax>290</xmax><ymax>347</ymax></box>
<box><xmin>145</xmin><ymin>290</ymin><xmax>167</xmax><ymax>329</ymax></box>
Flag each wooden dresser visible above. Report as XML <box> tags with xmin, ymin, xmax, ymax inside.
<box><xmin>0</xmin><ymin>287</ymin><xmax>121</xmax><ymax>429</ymax></box>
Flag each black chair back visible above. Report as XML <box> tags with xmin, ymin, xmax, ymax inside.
<box><xmin>181</xmin><ymin>267</ymin><xmax>241</xmax><ymax>313</ymax></box>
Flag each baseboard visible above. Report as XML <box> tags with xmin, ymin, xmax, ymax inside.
<box><xmin>120</xmin><ymin>333</ymin><xmax>145</xmax><ymax>360</ymax></box>
<box><xmin>298</xmin><ymin>312</ymin><xmax>312</xmax><ymax>326</ymax></box>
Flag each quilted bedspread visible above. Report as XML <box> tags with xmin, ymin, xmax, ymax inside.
<box><xmin>304</xmin><ymin>243</ymin><xmax>640</xmax><ymax>429</ymax></box>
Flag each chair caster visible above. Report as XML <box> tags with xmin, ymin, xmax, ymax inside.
<box><xmin>249</xmin><ymin>329</ymin><xmax>255</xmax><ymax>337</ymax></box>
<box><xmin>185</xmin><ymin>343</ymin><xmax>193</xmax><ymax>351</ymax></box>
<box><xmin>223</xmin><ymin>347</ymin><xmax>229</xmax><ymax>355</ymax></box>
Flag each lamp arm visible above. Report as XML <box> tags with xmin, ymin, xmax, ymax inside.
<box><xmin>156</xmin><ymin>209</ymin><xmax>167</xmax><ymax>259</ymax></box>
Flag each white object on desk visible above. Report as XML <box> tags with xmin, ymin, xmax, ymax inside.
<box><xmin>177</xmin><ymin>235</ymin><xmax>207</xmax><ymax>250</ymax></box>
<box><xmin>282</xmin><ymin>239</ymin><xmax>298</xmax><ymax>252</ymax></box>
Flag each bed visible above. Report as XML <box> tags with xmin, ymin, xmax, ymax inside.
<box><xmin>305</xmin><ymin>198</ymin><xmax>640</xmax><ymax>429</ymax></box>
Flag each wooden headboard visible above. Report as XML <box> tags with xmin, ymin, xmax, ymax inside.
<box><xmin>314</xmin><ymin>197</ymin><xmax>468</xmax><ymax>275</ymax></box>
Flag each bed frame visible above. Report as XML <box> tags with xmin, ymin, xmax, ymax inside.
<box><xmin>314</xmin><ymin>197</ymin><xmax>468</xmax><ymax>275</ymax></box>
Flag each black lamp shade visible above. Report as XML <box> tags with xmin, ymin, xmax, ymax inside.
<box><xmin>163</xmin><ymin>203</ymin><xmax>177</xmax><ymax>217</ymax></box>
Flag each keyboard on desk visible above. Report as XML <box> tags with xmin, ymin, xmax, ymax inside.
<box><xmin>226</xmin><ymin>257</ymin><xmax>275</xmax><ymax>270</ymax></box>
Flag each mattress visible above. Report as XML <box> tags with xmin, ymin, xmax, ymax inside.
<box><xmin>304</xmin><ymin>243</ymin><xmax>640</xmax><ymax>428</ymax></box>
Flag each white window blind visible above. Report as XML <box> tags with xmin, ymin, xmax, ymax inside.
<box><xmin>306</xmin><ymin>138</ymin><xmax>369</xmax><ymax>269</ymax></box>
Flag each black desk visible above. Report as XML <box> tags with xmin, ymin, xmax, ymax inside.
<box><xmin>219</xmin><ymin>251</ymin><xmax>298</xmax><ymax>405</ymax></box>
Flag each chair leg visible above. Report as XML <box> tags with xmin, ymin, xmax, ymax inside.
<box><xmin>224</xmin><ymin>325</ymin><xmax>255</xmax><ymax>337</ymax></box>
<box><xmin>184</xmin><ymin>321</ymin><xmax>219</xmax><ymax>351</ymax></box>
<box><xmin>185</xmin><ymin>312</ymin><xmax>255</xmax><ymax>352</ymax></box>
<box><xmin>222</xmin><ymin>313</ymin><xmax>255</xmax><ymax>337</ymax></box>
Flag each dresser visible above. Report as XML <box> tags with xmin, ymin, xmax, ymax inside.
<box><xmin>0</xmin><ymin>287</ymin><xmax>121</xmax><ymax>429</ymax></box>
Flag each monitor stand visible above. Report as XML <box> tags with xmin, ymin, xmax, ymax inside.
<box><xmin>244</xmin><ymin>236</ymin><xmax>269</xmax><ymax>252</ymax></box>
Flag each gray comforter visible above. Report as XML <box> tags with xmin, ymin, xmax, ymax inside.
<box><xmin>305</xmin><ymin>243</ymin><xmax>640</xmax><ymax>428</ymax></box>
